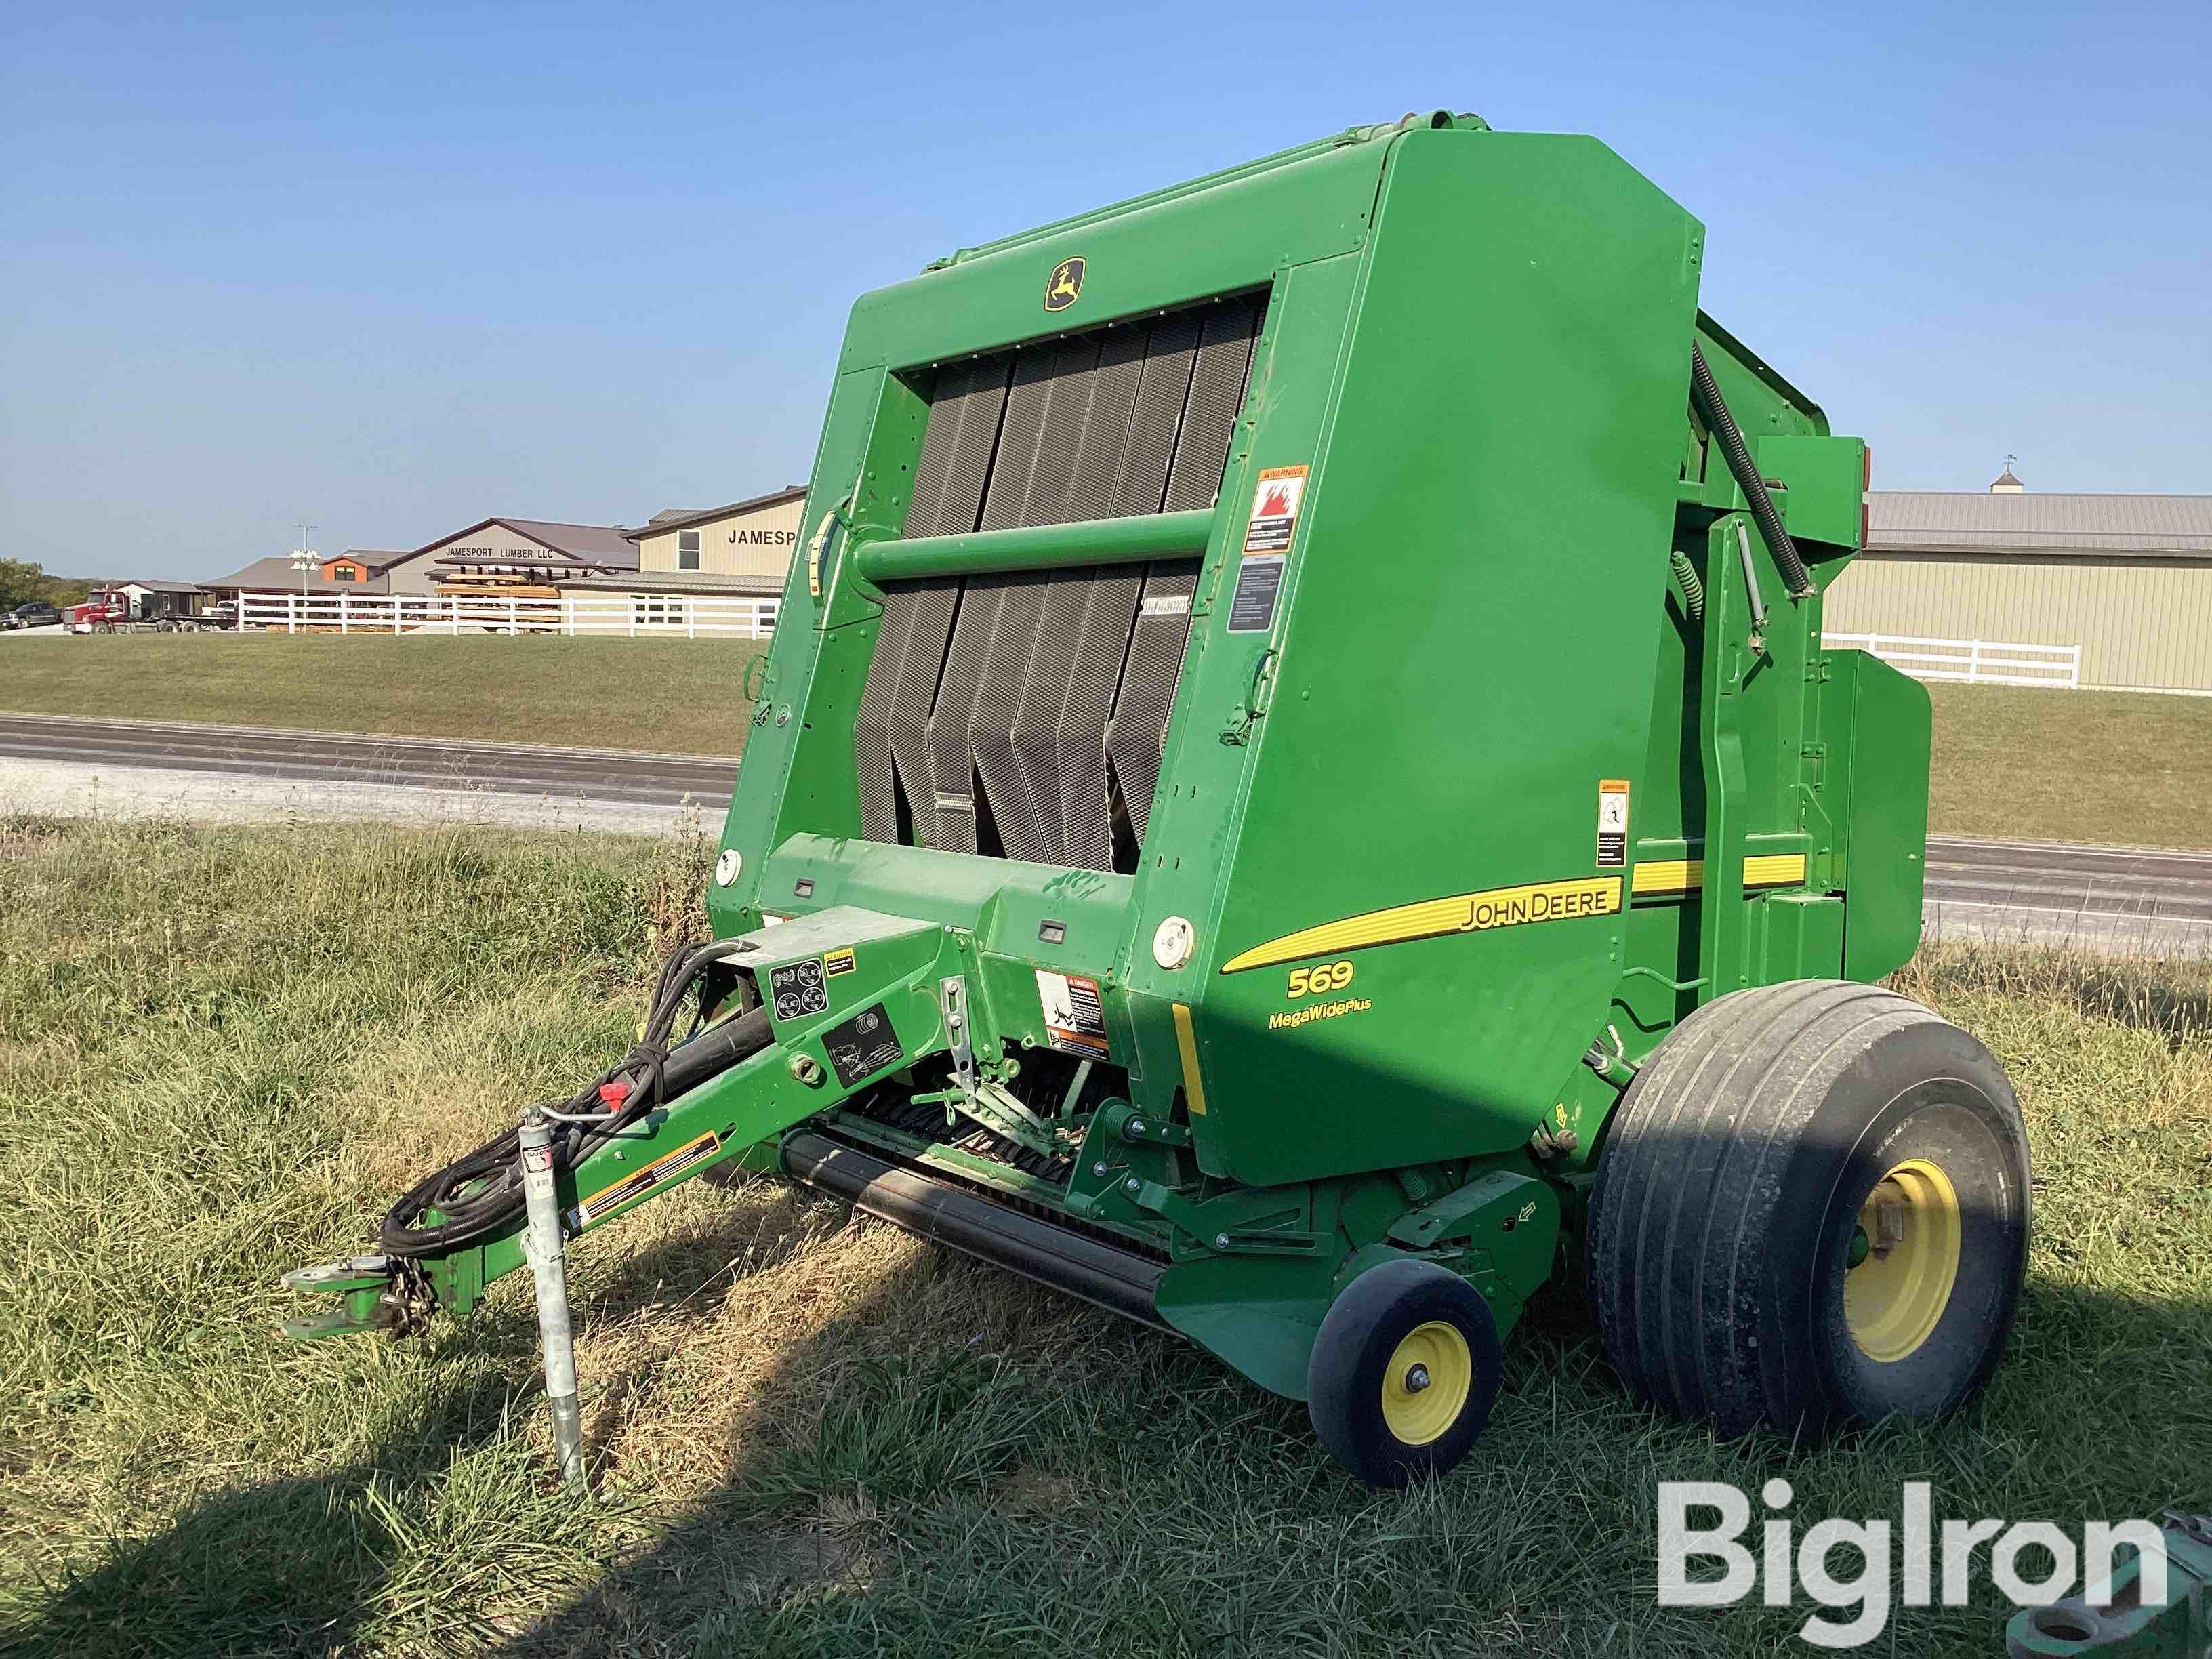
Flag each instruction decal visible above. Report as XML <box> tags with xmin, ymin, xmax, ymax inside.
<box><xmin>1227</xmin><ymin>464</ymin><xmax>1307</xmax><ymax>635</ymax></box>
<box><xmin>567</xmin><ymin>1132</ymin><xmax>721</xmax><ymax>1230</ymax></box>
<box><xmin>1227</xmin><ymin>556</ymin><xmax>1285</xmax><ymax>634</ymax></box>
<box><xmin>823</xmin><ymin>947</ymin><xmax>857</xmax><ymax>977</ymax></box>
<box><xmin>1596</xmin><ymin>779</ymin><xmax>1631</xmax><ymax>869</ymax></box>
<box><xmin>1035</xmin><ymin>968</ymin><xmax>1110</xmax><ymax>1058</ymax></box>
<box><xmin>769</xmin><ymin>958</ymin><xmax>828</xmax><ymax>1021</ymax></box>
<box><xmin>821</xmin><ymin>1002</ymin><xmax>904</xmax><ymax>1088</ymax></box>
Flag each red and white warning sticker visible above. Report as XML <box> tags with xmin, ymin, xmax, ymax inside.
<box><xmin>1035</xmin><ymin>968</ymin><xmax>1109</xmax><ymax>1058</ymax></box>
<box><xmin>1243</xmin><ymin>464</ymin><xmax>1308</xmax><ymax>553</ymax></box>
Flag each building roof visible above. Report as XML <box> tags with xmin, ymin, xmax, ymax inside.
<box><xmin>338</xmin><ymin>548</ymin><xmax>410</xmax><ymax>571</ymax></box>
<box><xmin>556</xmin><ymin>569</ymin><xmax>785</xmax><ymax>598</ymax></box>
<box><xmin>120</xmin><ymin>578</ymin><xmax>207</xmax><ymax>594</ymax></box>
<box><xmin>642</xmin><ymin>508</ymin><xmax>714</xmax><ymax>528</ymax></box>
<box><xmin>199</xmin><ymin>557</ymin><xmax>392</xmax><ymax>594</ymax></box>
<box><xmin>405</xmin><ymin>516</ymin><xmax>640</xmax><ymax>571</ymax></box>
<box><xmin>624</xmin><ymin>487</ymin><xmax>807</xmax><ymax>542</ymax></box>
<box><xmin>1866</xmin><ymin>491</ymin><xmax>2212</xmax><ymax>560</ymax></box>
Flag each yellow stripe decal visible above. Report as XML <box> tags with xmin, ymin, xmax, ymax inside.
<box><xmin>1220</xmin><ymin>876</ymin><xmax>1622</xmax><ymax>975</ymax></box>
<box><xmin>1631</xmin><ymin>853</ymin><xmax>1807</xmax><ymax>896</ymax></box>
<box><xmin>1172</xmin><ymin>1002</ymin><xmax>1208</xmax><ymax>1116</ymax></box>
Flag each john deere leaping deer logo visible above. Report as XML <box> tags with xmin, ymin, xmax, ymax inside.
<box><xmin>1044</xmin><ymin>256</ymin><xmax>1085</xmax><ymax>312</ymax></box>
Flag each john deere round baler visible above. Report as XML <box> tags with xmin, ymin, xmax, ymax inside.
<box><xmin>289</xmin><ymin>110</ymin><xmax>2030</xmax><ymax>1487</ymax></box>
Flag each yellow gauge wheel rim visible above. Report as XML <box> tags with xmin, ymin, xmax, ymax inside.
<box><xmin>1380</xmin><ymin>1319</ymin><xmax>1473</xmax><ymax>1445</ymax></box>
<box><xmin>1843</xmin><ymin>1158</ymin><xmax>1963</xmax><ymax>1362</ymax></box>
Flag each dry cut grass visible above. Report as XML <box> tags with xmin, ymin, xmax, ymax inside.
<box><xmin>0</xmin><ymin>818</ymin><xmax>2206</xmax><ymax>1658</ymax></box>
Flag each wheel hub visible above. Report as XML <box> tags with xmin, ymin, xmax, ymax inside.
<box><xmin>1843</xmin><ymin>1158</ymin><xmax>1963</xmax><ymax>1363</ymax></box>
<box><xmin>1380</xmin><ymin>1322</ymin><xmax>1471</xmax><ymax>1445</ymax></box>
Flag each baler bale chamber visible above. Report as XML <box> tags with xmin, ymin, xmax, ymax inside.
<box><xmin>290</xmin><ymin>110</ymin><xmax>2031</xmax><ymax>1487</ymax></box>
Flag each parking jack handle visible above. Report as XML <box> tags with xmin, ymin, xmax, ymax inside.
<box><xmin>518</xmin><ymin>1108</ymin><xmax>585</xmax><ymax>1486</ymax></box>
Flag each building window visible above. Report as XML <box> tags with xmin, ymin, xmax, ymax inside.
<box><xmin>331</xmin><ymin>565</ymin><xmax>359</xmax><ymax>582</ymax></box>
<box><xmin>678</xmin><ymin>530</ymin><xmax>701</xmax><ymax>571</ymax></box>
<box><xmin>632</xmin><ymin>596</ymin><xmax>687</xmax><ymax>628</ymax></box>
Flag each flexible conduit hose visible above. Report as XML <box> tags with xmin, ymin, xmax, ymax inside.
<box><xmin>380</xmin><ymin>944</ymin><xmax>771</xmax><ymax>1257</ymax></box>
<box><xmin>1689</xmin><ymin>345</ymin><xmax>1814</xmax><ymax>600</ymax></box>
<box><xmin>1668</xmin><ymin>549</ymin><xmax>1705</xmax><ymax>621</ymax></box>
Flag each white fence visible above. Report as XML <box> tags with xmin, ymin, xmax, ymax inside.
<box><xmin>239</xmin><ymin>591</ymin><xmax>778</xmax><ymax>640</ymax></box>
<box><xmin>1824</xmin><ymin>632</ymin><xmax>2080</xmax><ymax>689</ymax></box>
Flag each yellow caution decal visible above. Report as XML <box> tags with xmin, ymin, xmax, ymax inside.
<box><xmin>1221</xmin><ymin>876</ymin><xmax>1622</xmax><ymax>975</ymax></box>
<box><xmin>566</xmin><ymin>1132</ymin><xmax>721</xmax><ymax>1231</ymax></box>
<box><xmin>1632</xmin><ymin>853</ymin><xmax>1807</xmax><ymax>895</ymax></box>
<box><xmin>1172</xmin><ymin>1003</ymin><xmax>1208</xmax><ymax>1115</ymax></box>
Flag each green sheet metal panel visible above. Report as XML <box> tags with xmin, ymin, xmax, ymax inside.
<box><xmin>1834</xmin><ymin>649</ymin><xmax>1931</xmax><ymax>980</ymax></box>
<box><xmin>1172</xmin><ymin>129</ymin><xmax>1708</xmax><ymax>1187</ymax></box>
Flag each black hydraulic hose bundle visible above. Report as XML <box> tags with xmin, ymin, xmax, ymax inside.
<box><xmin>1689</xmin><ymin>344</ymin><xmax>1814</xmax><ymax>600</ymax></box>
<box><xmin>380</xmin><ymin>942</ymin><xmax>771</xmax><ymax>1257</ymax></box>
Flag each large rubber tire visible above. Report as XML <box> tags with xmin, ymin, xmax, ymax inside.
<box><xmin>1588</xmin><ymin>980</ymin><xmax>2029</xmax><ymax>1438</ymax></box>
<box><xmin>1307</xmin><ymin>1258</ymin><xmax>1504</xmax><ymax>1488</ymax></box>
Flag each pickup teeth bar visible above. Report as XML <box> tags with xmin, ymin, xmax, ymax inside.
<box><xmin>855</xmin><ymin>292</ymin><xmax>1261</xmax><ymax>867</ymax></box>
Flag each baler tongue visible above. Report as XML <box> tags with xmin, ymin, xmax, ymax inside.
<box><xmin>281</xmin><ymin>909</ymin><xmax>967</xmax><ymax>1353</ymax></box>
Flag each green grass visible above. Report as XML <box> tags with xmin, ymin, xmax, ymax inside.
<box><xmin>1</xmin><ymin>819</ymin><xmax>2206</xmax><ymax>1656</ymax></box>
<box><xmin>1925</xmin><ymin>682</ymin><xmax>2212</xmax><ymax>848</ymax></box>
<box><xmin>0</xmin><ymin>634</ymin><xmax>764</xmax><ymax>755</ymax></box>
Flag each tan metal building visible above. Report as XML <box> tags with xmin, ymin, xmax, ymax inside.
<box><xmin>1825</xmin><ymin>487</ymin><xmax>2212</xmax><ymax>693</ymax></box>
<box><xmin>623</xmin><ymin>487</ymin><xmax>806</xmax><ymax>585</ymax></box>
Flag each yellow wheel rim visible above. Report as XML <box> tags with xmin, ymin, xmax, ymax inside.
<box><xmin>1843</xmin><ymin>1158</ymin><xmax>1963</xmax><ymax>1362</ymax></box>
<box><xmin>1380</xmin><ymin>1320</ymin><xmax>1473</xmax><ymax>1446</ymax></box>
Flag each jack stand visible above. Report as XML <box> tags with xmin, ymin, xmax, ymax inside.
<box><xmin>518</xmin><ymin>1108</ymin><xmax>586</xmax><ymax>1488</ymax></box>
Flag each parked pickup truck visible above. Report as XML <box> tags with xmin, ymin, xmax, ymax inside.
<box><xmin>2</xmin><ymin>602</ymin><xmax>65</xmax><ymax>630</ymax></box>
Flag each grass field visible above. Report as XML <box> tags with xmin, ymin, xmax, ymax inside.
<box><xmin>6</xmin><ymin>637</ymin><xmax>2212</xmax><ymax>846</ymax></box>
<box><xmin>0</xmin><ymin>634</ymin><xmax>765</xmax><ymax>756</ymax></box>
<box><xmin>1</xmin><ymin>819</ymin><xmax>2207</xmax><ymax>1657</ymax></box>
<box><xmin>1927</xmin><ymin>682</ymin><xmax>2212</xmax><ymax>848</ymax></box>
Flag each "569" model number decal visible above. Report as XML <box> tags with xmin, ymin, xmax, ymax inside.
<box><xmin>1286</xmin><ymin>960</ymin><xmax>1355</xmax><ymax>999</ymax></box>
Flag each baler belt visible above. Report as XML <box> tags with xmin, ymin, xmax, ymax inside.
<box><xmin>856</xmin><ymin>289</ymin><xmax>1261</xmax><ymax>866</ymax></box>
<box><xmin>1052</xmin><ymin>567</ymin><xmax>1146</xmax><ymax>869</ymax></box>
<box><xmin>968</xmin><ymin>571</ymin><xmax>1056</xmax><ymax>862</ymax></box>
<box><xmin>1164</xmin><ymin>300</ymin><xmax>1262</xmax><ymax>511</ymax></box>
<box><xmin>924</xmin><ymin>573</ymin><xmax>1008</xmax><ymax>853</ymax></box>
<box><xmin>1107</xmin><ymin>561</ymin><xmax>1200</xmax><ymax>846</ymax></box>
<box><xmin>905</xmin><ymin>354</ymin><xmax>1010</xmax><ymax>539</ymax></box>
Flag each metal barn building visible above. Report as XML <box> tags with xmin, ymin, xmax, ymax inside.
<box><xmin>1826</xmin><ymin>487</ymin><xmax>2212</xmax><ymax>693</ymax></box>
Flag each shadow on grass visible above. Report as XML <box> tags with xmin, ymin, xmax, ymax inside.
<box><xmin>16</xmin><ymin>1366</ymin><xmax>529</xmax><ymax>1659</ymax></box>
<box><xmin>1906</xmin><ymin>945</ymin><xmax>2212</xmax><ymax>1051</ymax></box>
<box><xmin>19</xmin><ymin>1190</ymin><xmax>2210</xmax><ymax>1658</ymax></box>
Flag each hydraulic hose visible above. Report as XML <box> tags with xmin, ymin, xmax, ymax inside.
<box><xmin>380</xmin><ymin>945</ymin><xmax>772</xmax><ymax>1258</ymax></box>
<box><xmin>1689</xmin><ymin>345</ymin><xmax>1814</xmax><ymax>600</ymax></box>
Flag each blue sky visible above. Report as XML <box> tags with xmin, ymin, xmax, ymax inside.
<box><xmin>3</xmin><ymin>1</ymin><xmax>2207</xmax><ymax>581</ymax></box>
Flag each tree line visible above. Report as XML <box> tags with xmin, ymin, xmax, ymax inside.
<box><xmin>0</xmin><ymin>559</ymin><xmax>99</xmax><ymax>611</ymax></box>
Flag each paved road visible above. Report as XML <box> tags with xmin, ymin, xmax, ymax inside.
<box><xmin>0</xmin><ymin>712</ymin><xmax>739</xmax><ymax>808</ymax></box>
<box><xmin>4</xmin><ymin>712</ymin><xmax>2209</xmax><ymax>954</ymax></box>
